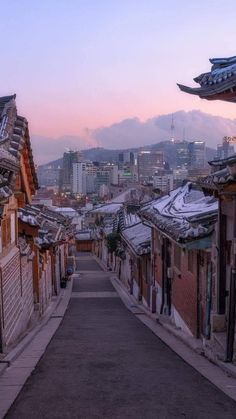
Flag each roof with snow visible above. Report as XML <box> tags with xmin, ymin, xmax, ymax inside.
<box><xmin>122</xmin><ymin>222</ymin><xmax>151</xmax><ymax>255</ymax></box>
<box><xmin>90</xmin><ymin>203</ymin><xmax>123</xmax><ymax>215</ymax></box>
<box><xmin>140</xmin><ymin>182</ymin><xmax>218</xmax><ymax>243</ymax></box>
<box><xmin>199</xmin><ymin>154</ymin><xmax>236</xmax><ymax>190</ymax></box>
<box><xmin>109</xmin><ymin>188</ymin><xmax>138</xmax><ymax>204</ymax></box>
<box><xmin>18</xmin><ymin>204</ymin><xmax>74</xmax><ymax>249</ymax></box>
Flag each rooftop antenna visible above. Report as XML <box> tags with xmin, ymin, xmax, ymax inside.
<box><xmin>171</xmin><ymin>114</ymin><xmax>175</xmax><ymax>143</ymax></box>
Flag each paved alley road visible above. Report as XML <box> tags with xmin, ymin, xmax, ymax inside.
<box><xmin>5</xmin><ymin>257</ymin><xmax>236</xmax><ymax>419</ymax></box>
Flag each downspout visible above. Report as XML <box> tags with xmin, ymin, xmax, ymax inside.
<box><xmin>0</xmin><ymin>268</ymin><xmax>4</xmax><ymax>352</ymax></box>
<box><xmin>138</xmin><ymin>257</ymin><xmax>142</xmax><ymax>301</ymax></box>
<box><xmin>196</xmin><ymin>252</ymin><xmax>201</xmax><ymax>339</ymax></box>
<box><xmin>166</xmin><ymin>240</ymin><xmax>171</xmax><ymax>316</ymax></box>
<box><xmin>225</xmin><ymin>195</ymin><xmax>236</xmax><ymax>362</ymax></box>
<box><xmin>205</xmin><ymin>260</ymin><xmax>212</xmax><ymax>339</ymax></box>
<box><xmin>160</xmin><ymin>240</ymin><xmax>165</xmax><ymax>314</ymax></box>
<box><xmin>218</xmin><ymin>200</ymin><xmax>226</xmax><ymax>314</ymax></box>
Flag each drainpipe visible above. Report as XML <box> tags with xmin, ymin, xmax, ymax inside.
<box><xmin>225</xmin><ymin>195</ymin><xmax>236</xmax><ymax>362</ymax></box>
<box><xmin>205</xmin><ymin>260</ymin><xmax>212</xmax><ymax>339</ymax></box>
<box><xmin>160</xmin><ymin>240</ymin><xmax>165</xmax><ymax>314</ymax></box>
<box><xmin>0</xmin><ymin>269</ymin><xmax>4</xmax><ymax>352</ymax></box>
<box><xmin>196</xmin><ymin>252</ymin><xmax>201</xmax><ymax>339</ymax></box>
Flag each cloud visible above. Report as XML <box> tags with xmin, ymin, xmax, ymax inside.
<box><xmin>91</xmin><ymin>110</ymin><xmax>236</xmax><ymax>149</ymax></box>
<box><xmin>31</xmin><ymin>110</ymin><xmax>236</xmax><ymax>164</ymax></box>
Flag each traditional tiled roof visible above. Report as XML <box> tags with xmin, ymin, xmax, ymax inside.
<box><xmin>199</xmin><ymin>155</ymin><xmax>236</xmax><ymax>189</ymax></box>
<box><xmin>90</xmin><ymin>203</ymin><xmax>123</xmax><ymax>214</ymax></box>
<box><xmin>0</xmin><ymin>95</ymin><xmax>38</xmax><ymax>204</ymax></box>
<box><xmin>140</xmin><ymin>182</ymin><xmax>218</xmax><ymax>243</ymax></box>
<box><xmin>122</xmin><ymin>222</ymin><xmax>151</xmax><ymax>256</ymax></box>
<box><xmin>18</xmin><ymin>204</ymin><xmax>74</xmax><ymax>249</ymax></box>
<box><xmin>178</xmin><ymin>56</ymin><xmax>236</xmax><ymax>102</ymax></box>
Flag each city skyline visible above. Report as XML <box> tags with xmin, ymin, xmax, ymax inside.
<box><xmin>1</xmin><ymin>0</ymin><xmax>236</xmax><ymax>149</ymax></box>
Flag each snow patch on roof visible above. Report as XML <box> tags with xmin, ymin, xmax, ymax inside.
<box><xmin>122</xmin><ymin>222</ymin><xmax>151</xmax><ymax>255</ymax></box>
<box><xmin>141</xmin><ymin>182</ymin><xmax>218</xmax><ymax>242</ymax></box>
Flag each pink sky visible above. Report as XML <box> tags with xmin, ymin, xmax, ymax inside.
<box><xmin>1</xmin><ymin>1</ymin><xmax>236</xmax><ymax>140</ymax></box>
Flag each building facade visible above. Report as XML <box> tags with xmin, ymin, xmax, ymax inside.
<box><xmin>137</xmin><ymin>151</ymin><xmax>164</xmax><ymax>183</ymax></box>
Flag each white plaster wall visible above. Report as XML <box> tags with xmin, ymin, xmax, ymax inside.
<box><xmin>155</xmin><ymin>282</ymin><xmax>163</xmax><ymax>314</ymax></box>
<box><xmin>171</xmin><ymin>307</ymin><xmax>193</xmax><ymax>337</ymax></box>
<box><xmin>133</xmin><ymin>281</ymin><xmax>139</xmax><ymax>300</ymax></box>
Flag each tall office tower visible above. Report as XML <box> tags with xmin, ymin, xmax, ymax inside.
<box><xmin>175</xmin><ymin>141</ymin><xmax>189</xmax><ymax>168</ymax></box>
<box><xmin>217</xmin><ymin>137</ymin><xmax>235</xmax><ymax>160</ymax></box>
<box><xmin>118</xmin><ymin>153</ymin><xmax>124</xmax><ymax>165</ymax></box>
<box><xmin>85</xmin><ymin>162</ymin><xmax>97</xmax><ymax>194</ymax></box>
<box><xmin>94</xmin><ymin>169</ymin><xmax>111</xmax><ymax>192</ymax></box>
<box><xmin>62</xmin><ymin>150</ymin><xmax>83</xmax><ymax>191</ymax></box>
<box><xmin>137</xmin><ymin>150</ymin><xmax>164</xmax><ymax>182</ymax></box>
<box><xmin>188</xmin><ymin>141</ymin><xmax>206</xmax><ymax>169</ymax></box>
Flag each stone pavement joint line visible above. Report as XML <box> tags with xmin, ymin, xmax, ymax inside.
<box><xmin>71</xmin><ymin>291</ymin><xmax>119</xmax><ymax>298</ymax></box>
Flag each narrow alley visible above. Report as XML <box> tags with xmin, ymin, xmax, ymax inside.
<box><xmin>4</xmin><ymin>255</ymin><xmax>236</xmax><ymax>419</ymax></box>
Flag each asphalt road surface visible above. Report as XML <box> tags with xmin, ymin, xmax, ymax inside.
<box><xmin>5</xmin><ymin>257</ymin><xmax>236</xmax><ymax>419</ymax></box>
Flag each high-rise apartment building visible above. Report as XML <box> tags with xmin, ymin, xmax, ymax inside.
<box><xmin>72</xmin><ymin>162</ymin><xmax>86</xmax><ymax>195</ymax></box>
<box><xmin>153</xmin><ymin>172</ymin><xmax>174</xmax><ymax>194</ymax></box>
<box><xmin>137</xmin><ymin>150</ymin><xmax>164</xmax><ymax>182</ymax></box>
<box><xmin>72</xmin><ymin>161</ymin><xmax>97</xmax><ymax>195</ymax></box>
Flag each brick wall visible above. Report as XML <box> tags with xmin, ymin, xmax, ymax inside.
<box><xmin>171</xmin><ymin>248</ymin><xmax>198</xmax><ymax>336</ymax></box>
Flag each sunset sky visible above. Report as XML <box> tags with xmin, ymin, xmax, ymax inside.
<box><xmin>1</xmin><ymin>1</ymin><xmax>236</xmax><ymax>143</ymax></box>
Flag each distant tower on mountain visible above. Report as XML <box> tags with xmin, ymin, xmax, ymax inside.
<box><xmin>170</xmin><ymin>114</ymin><xmax>175</xmax><ymax>143</ymax></box>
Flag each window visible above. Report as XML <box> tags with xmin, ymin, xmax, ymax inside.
<box><xmin>174</xmin><ymin>245</ymin><xmax>181</xmax><ymax>270</ymax></box>
<box><xmin>188</xmin><ymin>250</ymin><xmax>195</xmax><ymax>273</ymax></box>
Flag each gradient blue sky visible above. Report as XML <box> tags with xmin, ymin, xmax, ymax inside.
<box><xmin>1</xmin><ymin>0</ymin><xmax>236</xmax><ymax>137</ymax></box>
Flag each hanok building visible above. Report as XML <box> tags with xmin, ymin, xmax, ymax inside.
<box><xmin>18</xmin><ymin>204</ymin><xmax>72</xmax><ymax>311</ymax></box>
<box><xmin>117</xmin><ymin>212</ymin><xmax>151</xmax><ymax>307</ymax></box>
<box><xmin>0</xmin><ymin>95</ymin><xmax>38</xmax><ymax>351</ymax></box>
<box><xmin>141</xmin><ymin>183</ymin><xmax>218</xmax><ymax>338</ymax></box>
<box><xmin>178</xmin><ymin>53</ymin><xmax>236</xmax><ymax>362</ymax></box>
<box><xmin>199</xmin><ymin>155</ymin><xmax>236</xmax><ymax>362</ymax></box>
